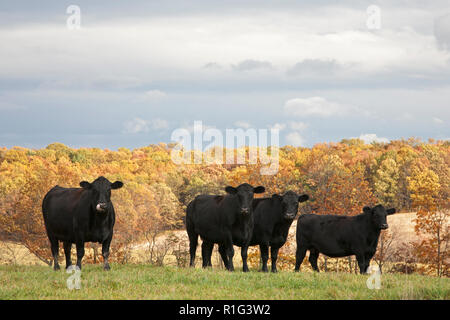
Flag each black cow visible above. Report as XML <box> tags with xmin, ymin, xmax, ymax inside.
<box><xmin>42</xmin><ymin>176</ymin><xmax>123</xmax><ymax>271</ymax></box>
<box><xmin>186</xmin><ymin>183</ymin><xmax>265</xmax><ymax>271</ymax></box>
<box><xmin>295</xmin><ymin>205</ymin><xmax>396</xmax><ymax>274</ymax></box>
<box><xmin>248</xmin><ymin>191</ymin><xmax>309</xmax><ymax>273</ymax></box>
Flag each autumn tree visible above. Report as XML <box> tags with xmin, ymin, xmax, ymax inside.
<box><xmin>408</xmin><ymin>152</ymin><xmax>449</xmax><ymax>277</ymax></box>
<box><xmin>373</xmin><ymin>157</ymin><xmax>400</xmax><ymax>208</ymax></box>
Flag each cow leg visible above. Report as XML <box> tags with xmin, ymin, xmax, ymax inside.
<box><xmin>224</xmin><ymin>237</ymin><xmax>235</xmax><ymax>271</ymax></box>
<box><xmin>260</xmin><ymin>244</ymin><xmax>269</xmax><ymax>272</ymax></box>
<box><xmin>201</xmin><ymin>241</ymin><xmax>213</xmax><ymax>268</ymax></box>
<box><xmin>75</xmin><ymin>242</ymin><xmax>85</xmax><ymax>270</ymax></box>
<box><xmin>206</xmin><ymin>243</ymin><xmax>213</xmax><ymax>267</ymax></box>
<box><xmin>226</xmin><ymin>245</ymin><xmax>235</xmax><ymax>271</ymax></box>
<box><xmin>295</xmin><ymin>246</ymin><xmax>307</xmax><ymax>272</ymax></box>
<box><xmin>356</xmin><ymin>254</ymin><xmax>366</xmax><ymax>274</ymax></box>
<box><xmin>63</xmin><ymin>242</ymin><xmax>72</xmax><ymax>269</ymax></box>
<box><xmin>364</xmin><ymin>252</ymin><xmax>374</xmax><ymax>274</ymax></box>
<box><xmin>309</xmin><ymin>249</ymin><xmax>320</xmax><ymax>272</ymax></box>
<box><xmin>270</xmin><ymin>246</ymin><xmax>280</xmax><ymax>273</ymax></box>
<box><xmin>50</xmin><ymin>238</ymin><xmax>60</xmax><ymax>271</ymax></box>
<box><xmin>187</xmin><ymin>231</ymin><xmax>198</xmax><ymax>268</ymax></box>
<box><xmin>218</xmin><ymin>244</ymin><xmax>229</xmax><ymax>269</ymax></box>
<box><xmin>241</xmin><ymin>246</ymin><xmax>249</xmax><ymax>272</ymax></box>
<box><xmin>102</xmin><ymin>237</ymin><xmax>112</xmax><ymax>271</ymax></box>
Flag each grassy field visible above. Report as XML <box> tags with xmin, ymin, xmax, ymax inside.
<box><xmin>0</xmin><ymin>264</ymin><xmax>448</xmax><ymax>300</ymax></box>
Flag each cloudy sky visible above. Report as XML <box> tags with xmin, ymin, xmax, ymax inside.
<box><xmin>1</xmin><ymin>1</ymin><xmax>449</xmax><ymax>149</ymax></box>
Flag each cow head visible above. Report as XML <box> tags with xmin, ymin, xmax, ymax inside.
<box><xmin>225</xmin><ymin>183</ymin><xmax>265</xmax><ymax>215</ymax></box>
<box><xmin>273</xmin><ymin>191</ymin><xmax>309</xmax><ymax>220</ymax></box>
<box><xmin>80</xmin><ymin>176</ymin><xmax>123</xmax><ymax>213</ymax></box>
<box><xmin>363</xmin><ymin>205</ymin><xmax>396</xmax><ymax>230</ymax></box>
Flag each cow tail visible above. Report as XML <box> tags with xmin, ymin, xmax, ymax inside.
<box><xmin>42</xmin><ymin>192</ymin><xmax>49</xmax><ymax>219</ymax></box>
<box><xmin>185</xmin><ymin>201</ymin><xmax>193</xmax><ymax>226</ymax></box>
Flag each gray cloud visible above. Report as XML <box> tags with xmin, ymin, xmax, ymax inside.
<box><xmin>0</xmin><ymin>1</ymin><xmax>449</xmax><ymax>149</ymax></box>
<box><xmin>434</xmin><ymin>13</ymin><xmax>450</xmax><ymax>51</ymax></box>
<box><xmin>286</xmin><ymin>59</ymin><xmax>341</xmax><ymax>76</ymax></box>
<box><xmin>203</xmin><ymin>62</ymin><xmax>222</xmax><ymax>69</ymax></box>
<box><xmin>232</xmin><ymin>60</ymin><xmax>273</xmax><ymax>72</ymax></box>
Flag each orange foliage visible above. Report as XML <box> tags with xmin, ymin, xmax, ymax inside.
<box><xmin>0</xmin><ymin>139</ymin><xmax>448</xmax><ymax>276</ymax></box>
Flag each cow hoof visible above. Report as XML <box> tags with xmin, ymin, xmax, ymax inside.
<box><xmin>104</xmin><ymin>264</ymin><xmax>111</xmax><ymax>271</ymax></box>
<box><xmin>271</xmin><ymin>269</ymin><xmax>278</xmax><ymax>273</ymax></box>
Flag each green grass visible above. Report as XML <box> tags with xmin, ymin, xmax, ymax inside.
<box><xmin>0</xmin><ymin>264</ymin><xmax>448</xmax><ymax>300</ymax></box>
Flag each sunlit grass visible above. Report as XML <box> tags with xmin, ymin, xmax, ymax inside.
<box><xmin>0</xmin><ymin>264</ymin><xmax>448</xmax><ymax>300</ymax></box>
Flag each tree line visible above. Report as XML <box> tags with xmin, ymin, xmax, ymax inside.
<box><xmin>0</xmin><ymin>138</ymin><xmax>448</xmax><ymax>276</ymax></box>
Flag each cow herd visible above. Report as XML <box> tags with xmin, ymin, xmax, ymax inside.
<box><xmin>42</xmin><ymin>177</ymin><xmax>396</xmax><ymax>275</ymax></box>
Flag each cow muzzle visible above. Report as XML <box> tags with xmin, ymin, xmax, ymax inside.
<box><xmin>285</xmin><ymin>213</ymin><xmax>296</xmax><ymax>220</ymax></box>
<box><xmin>96</xmin><ymin>203</ymin><xmax>108</xmax><ymax>212</ymax></box>
<box><xmin>241</xmin><ymin>207</ymin><xmax>250</xmax><ymax>215</ymax></box>
<box><xmin>380</xmin><ymin>223</ymin><xmax>389</xmax><ymax>230</ymax></box>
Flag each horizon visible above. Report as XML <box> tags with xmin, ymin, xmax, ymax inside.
<box><xmin>1</xmin><ymin>136</ymin><xmax>446</xmax><ymax>153</ymax></box>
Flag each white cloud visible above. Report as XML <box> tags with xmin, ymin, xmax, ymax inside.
<box><xmin>269</xmin><ymin>123</ymin><xmax>286</xmax><ymax>131</ymax></box>
<box><xmin>150</xmin><ymin>118</ymin><xmax>169</xmax><ymax>130</ymax></box>
<box><xmin>433</xmin><ymin>117</ymin><xmax>444</xmax><ymax>124</ymax></box>
<box><xmin>1</xmin><ymin>4</ymin><xmax>449</xmax><ymax>149</ymax></box>
<box><xmin>285</xmin><ymin>132</ymin><xmax>305</xmax><ymax>147</ymax></box>
<box><xmin>1</xmin><ymin>8</ymin><xmax>449</xmax><ymax>88</ymax></box>
<box><xmin>123</xmin><ymin>117</ymin><xmax>149</xmax><ymax>134</ymax></box>
<box><xmin>123</xmin><ymin>117</ymin><xmax>168</xmax><ymax>134</ymax></box>
<box><xmin>266</xmin><ymin>121</ymin><xmax>307</xmax><ymax>134</ymax></box>
<box><xmin>357</xmin><ymin>133</ymin><xmax>390</xmax><ymax>144</ymax></box>
<box><xmin>284</xmin><ymin>97</ymin><xmax>350</xmax><ymax>117</ymax></box>
<box><xmin>289</xmin><ymin>121</ymin><xmax>308</xmax><ymax>131</ymax></box>
<box><xmin>142</xmin><ymin>90</ymin><xmax>167</xmax><ymax>100</ymax></box>
<box><xmin>181</xmin><ymin>122</ymin><xmax>216</xmax><ymax>134</ymax></box>
<box><xmin>131</xmin><ymin>90</ymin><xmax>167</xmax><ymax>104</ymax></box>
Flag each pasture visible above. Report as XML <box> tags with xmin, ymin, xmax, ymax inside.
<box><xmin>0</xmin><ymin>264</ymin><xmax>448</xmax><ymax>300</ymax></box>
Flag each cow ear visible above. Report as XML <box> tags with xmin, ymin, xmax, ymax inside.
<box><xmin>387</xmin><ymin>208</ymin><xmax>396</xmax><ymax>215</ymax></box>
<box><xmin>253</xmin><ymin>186</ymin><xmax>265</xmax><ymax>194</ymax></box>
<box><xmin>363</xmin><ymin>206</ymin><xmax>372</xmax><ymax>213</ymax></box>
<box><xmin>111</xmin><ymin>181</ymin><xmax>123</xmax><ymax>190</ymax></box>
<box><xmin>80</xmin><ymin>181</ymin><xmax>91</xmax><ymax>189</ymax></box>
<box><xmin>298</xmin><ymin>194</ymin><xmax>309</xmax><ymax>203</ymax></box>
<box><xmin>225</xmin><ymin>186</ymin><xmax>237</xmax><ymax>195</ymax></box>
